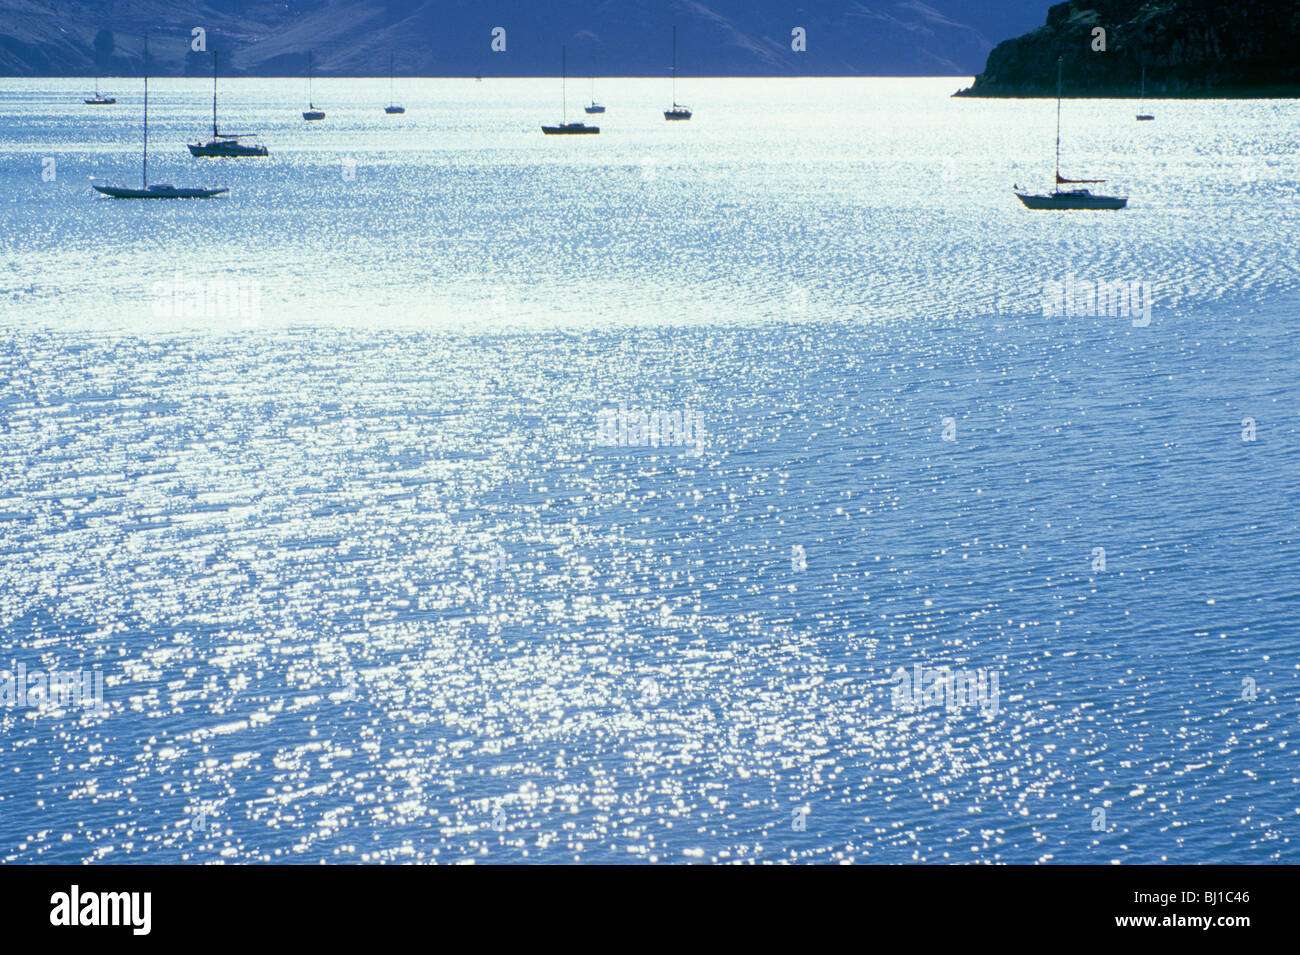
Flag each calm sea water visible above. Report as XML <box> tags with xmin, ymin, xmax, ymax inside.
<box><xmin>0</xmin><ymin>78</ymin><xmax>1297</xmax><ymax>863</ymax></box>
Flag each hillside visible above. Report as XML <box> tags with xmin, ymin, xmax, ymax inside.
<box><xmin>0</xmin><ymin>0</ymin><xmax>1049</xmax><ymax>77</ymax></box>
<box><xmin>955</xmin><ymin>0</ymin><xmax>1300</xmax><ymax>97</ymax></box>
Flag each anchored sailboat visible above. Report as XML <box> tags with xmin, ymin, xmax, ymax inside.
<box><xmin>84</xmin><ymin>77</ymin><xmax>115</xmax><ymax>105</ymax></box>
<box><xmin>384</xmin><ymin>51</ymin><xmax>405</xmax><ymax>114</ymax></box>
<box><xmin>663</xmin><ymin>26</ymin><xmax>691</xmax><ymax>120</ymax></box>
<box><xmin>1136</xmin><ymin>63</ymin><xmax>1154</xmax><ymax>121</ymax></box>
<box><xmin>585</xmin><ymin>59</ymin><xmax>605</xmax><ymax>114</ymax></box>
<box><xmin>91</xmin><ymin>37</ymin><xmax>228</xmax><ymax>199</ymax></box>
<box><xmin>302</xmin><ymin>51</ymin><xmax>325</xmax><ymax>121</ymax></box>
<box><xmin>188</xmin><ymin>52</ymin><xmax>268</xmax><ymax>157</ymax></box>
<box><xmin>1014</xmin><ymin>58</ymin><xmax>1127</xmax><ymax>210</ymax></box>
<box><xmin>541</xmin><ymin>46</ymin><xmax>599</xmax><ymax>134</ymax></box>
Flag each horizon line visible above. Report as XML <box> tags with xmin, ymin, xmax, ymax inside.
<box><xmin>3</xmin><ymin>73</ymin><xmax>976</xmax><ymax>81</ymax></box>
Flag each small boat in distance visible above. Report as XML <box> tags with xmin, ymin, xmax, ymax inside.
<box><xmin>384</xmin><ymin>51</ymin><xmax>405</xmax><ymax>114</ymax></box>
<box><xmin>542</xmin><ymin>46</ymin><xmax>599</xmax><ymax>134</ymax></box>
<box><xmin>84</xmin><ymin>78</ymin><xmax>115</xmax><ymax>105</ymax></box>
<box><xmin>585</xmin><ymin>62</ymin><xmax>605</xmax><ymax>113</ymax></box>
<box><xmin>1014</xmin><ymin>58</ymin><xmax>1127</xmax><ymax>210</ymax></box>
<box><xmin>92</xmin><ymin>37</ymin><xmax>228</xmax><ymax>199</ymax></box>
<box><xmin>663</xmin><ymin>26</ymin><xmax>691</xmax><ymax>120</ymax></box>
<box><xmin>1136</xmin><ymin>63</ymin><xmax>1154</xmax><ymax>121</ymax></box>
<box><xmin>302</xmin><ymin>51</ymin><xmax>325</xmax><ymax>120</ymax></box>
<box><xmin>188</xmin><ymin>51</ymin><xmax>269</xmax><ymax>157</ymax></box>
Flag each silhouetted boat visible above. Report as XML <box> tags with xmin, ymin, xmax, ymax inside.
<box><xmin>84</xmin><ymin>78</ymin><xmax>115</xmax><ymax>105</ymax></box>
<box><xmin>302</xmin><ymin>52</ymin><xmax>325</xmax><ymax>120</ymax></box>
<box><xmin>1015</xmin><ymin>189</ymin><xmax>1127</xmax><ymax>210</ymax></box>
<box><xmin>384</xmin><ymin>51</ymin><xmax>405</xmax><ymax>114</ymax></box>
<box><xmin>543</xmin><ymin>122</ymin><xmax>600</xmax><ymax>134</ymax></box>
<box><xmin>585</xmin><ymin>63</ymin><xmax>605</xmax><ymax>113</ymax></box>
<box><xmin>94</xmin><ymin>182</ymin><xmax>229</xmax><ymax>199</ymax></box>
<box><xmin>542</xmin><ymin>47</ymin><xmax>599</xmax><ymax>134</ymax></box>
<box><xmin>1136</xmin><ymin>63</ymin><xmax>1154</xmax><ymax>121</ymax></box>
<box><xmin>188</xmin><ymin>52</ymin><xmax>268</xmax><ymax>157</ymax></box>
<box><xmin>663</xmin><ymin>26</ymin><xmax>691</xmax><ymax>120</ymax></box>
<box><xmin>1014</xmin><ymin>58</ymin><xmax>1127</xmax><ymax>210</ymax></box>
<box><xmin>92</xmin><ymin>37</ymin><xmax>228</xmax><ymax>199</ymax></box>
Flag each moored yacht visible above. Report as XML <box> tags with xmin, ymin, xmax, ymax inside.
<box><xmin>585</xmin><ymin>64</ymin><xmax>605</xmax><ymax>113</ymax></box>
<box><xmin>1014</xmin><ymin>187</ymin><xmax>1128</xmax><ymax>210</ymax></box>
<box><xmin>1135</xmin><ymin>63</ymin><xmax>1154</xmax><ymax>121</ymax></box>
<box><xmin>302</xmin><ymin>51</ymin><xmax>325</xmax><ymax>120</ymax></box>
<box><xmin>543</xmin><ymin>122</ymin><xmax>600</xmax><ymax>135</ymax></box>
<box><xmin>84</xmin><ymin>78</ymin><xmax>115</xmax><ymax>105</ymax></box>
<box><xmin>384</xmin><ymin>51</ymin><xmax>405</xmax><ymax>114</ymax></box>
<box><xmin>542</xmin><ymin>47</ymin><xmax>599</xmax><ymax>134</ymax></box>
<box><xmin>1014</xmin><ymin>58</ymin><xmax>1127</xmax><ymax>210</ymax></box>
<box><xmin>92</xmin><ymin>37</ymin><xmax>228</xmax><ymax>199</ymax></box>
<box><xmin>663</xmin><ymin>26</ymin><xmax>691</xmax><ymax>120</ymax></box>
<box><xmin>188</xmin><ymin>52</ymin><xmax>269</xmax><ymax>157</ymax></box>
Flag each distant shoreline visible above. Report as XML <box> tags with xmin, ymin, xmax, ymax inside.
<box><xmin>954</xmin><ymin>85</ymin><xmax>1300</xmax><ymax>100</ymax></box>
<box><xmin>4</xmin><ymin>74</ymin><xmax>972</xmax><ymax>80</ymax></box>
<box><xmin>8</xmin><ymin>75</ymin><xmax>1298</xmax><ymax>101</ymax></box>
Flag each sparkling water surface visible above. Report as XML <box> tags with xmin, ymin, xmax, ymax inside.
<box><xmin>0</xmin><ymin>78</ymin><xmax>1297</xmax><ymax>863</ymax></box>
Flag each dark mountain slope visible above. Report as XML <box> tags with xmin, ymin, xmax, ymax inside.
<box><xmin>0</xmin><ymin>0</ymin><xmax>1047</xmax><ymax>76</ymax></box>
<box><xmin>955</xmin><ymin>0</ymin><xmax>1300</xmax><ymax>97</ymax></box>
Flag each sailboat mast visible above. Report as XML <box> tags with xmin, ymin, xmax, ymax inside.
<box><xmin>142</xmin><ymin>35</ymin><xmax>149</xmax><ymax>188</ymax></box>
<box><xmin>212</xmin><ymin>50</ymin><xmax>219</xmax><ymax>137</ymax></box>
<box><xmin>562</xmin><ymin>46</ymin><xmax>567</xmax><ymax>123</ymax></box>
<box><xmin>1055</xmin><ymin>56</ymin><xmax>1062</xmax><ymax>183</ymax></box>
<box><xmin>389</xmin><ymin>51</ymin><xmax>394</xmax><ymax>104</ymax></box>
<box><xmin>672</xmin><ymin>26</ymin><xmax>677</xmax><ymax>103</ymax></box>
<box><xmin>308</xmin><ymin>51</ymin><xmax>312</xmax><ymax>104</ymax></box>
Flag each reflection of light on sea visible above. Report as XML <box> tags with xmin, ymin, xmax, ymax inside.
<box><xmin>0</xmin><ymin>78</ymin><xmax>1296</xmax><ymax>864</ymax></box>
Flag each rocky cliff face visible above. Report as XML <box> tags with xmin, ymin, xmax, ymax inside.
<box><xmin>955</xmin><ymin>0</ymin><xmax>1300</xmax><ymax>97</ymax></box>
